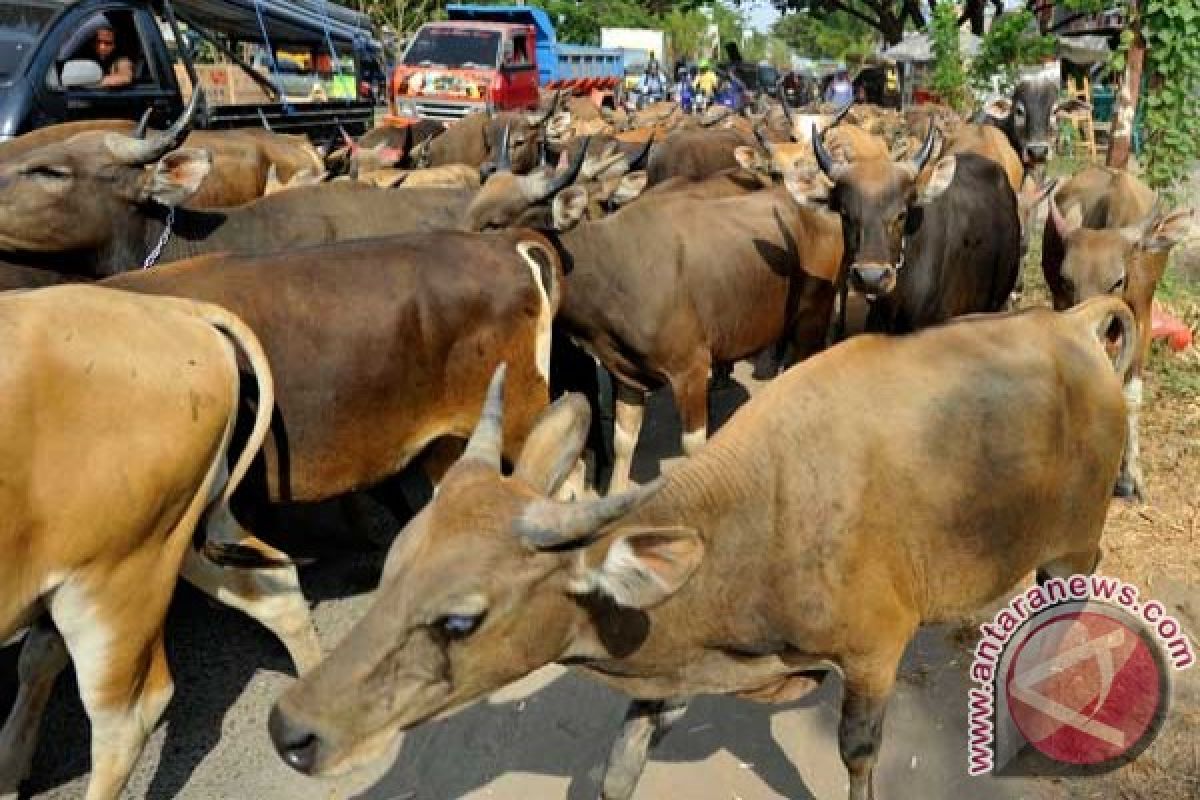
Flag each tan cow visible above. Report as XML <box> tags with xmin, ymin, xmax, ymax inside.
<box><xmin>0</xmin><ymin>285</ymin><xmax>317</xmax><ymax>800</ymax></box>
<box><xmin>270</xmin><ymin>296</ymin><xmax>1135</xmax><ymax>800</ymax></box>
<box><xmin>1043</xmin><ymin>166</ymin><xmax>1195</xmax><ymax>499</ymax></box>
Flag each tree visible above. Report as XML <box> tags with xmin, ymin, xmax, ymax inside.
<box><xmin>768</xmin><ymin>1</ymin><xmax>927</xmax><ymax>45</ymax></box>
<box><xmin>772</xmin><ymin>7</ymin><xmax>875</xmax><ymax>60</ymax></box>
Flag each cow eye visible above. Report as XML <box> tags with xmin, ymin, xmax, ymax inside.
<box><xmin>436</xmin><ymin>612</ymin><xmax>484</xmax><ymax>640</ymax></box>
<box><xmin>1014</xmin><ymin>104</ymin><xmax>1027</xmax><ymax>122</ymax></box>
<box><xmin>24</xmin><ymin>164</ymin><xmax>72</xmax><ymax>180</ymax></box>
<box><xmin>1109</xmin><ymin>275</ymin><xmax>1126</xmax><ymax>292</ymax></box>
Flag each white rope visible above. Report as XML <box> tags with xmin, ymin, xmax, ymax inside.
<box><xmin>142</xmin><ymin>206</ymin><xmax>175</xmax><ymax>269</ymax></box>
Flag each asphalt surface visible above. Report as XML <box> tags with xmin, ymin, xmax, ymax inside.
<box><xmin>5</xmin><ymin>363</ymin><xmax>1055</xmax><ymax>800</ymax></box>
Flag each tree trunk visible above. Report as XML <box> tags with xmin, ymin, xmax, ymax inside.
<box><xmin>1107</xmin><ymin>11</ymin><xmax>1145</xmax><ymax>169</ymax></box>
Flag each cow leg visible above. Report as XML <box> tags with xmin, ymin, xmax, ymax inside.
<box><xmin>610</xmin><ymin>383</ymin><xmax>645</xmax><ymax>494</ymax></box>
<box><xmin>838</xmin><ymin>671</ymin><xmax>895</xmax><ymax>800</ymax></box>
<box><xmin>180</xmin><ymin>545</ymin><xmax>321</xmax><ymax>674</ymax></box>
<box><xmin>1114</xmin><ymin>376</ymin><xmax>1146</xmax><ymax>502</ymax></box>
<box><xmin>50</xmin><ymin>581</ymin><xmax>175</xmax><ymax>800</ymax></box>
<box><xmin>0</xmin><ymin>618</ymin><xmax>69</xmax><ymax>796</ymax></box>
<box><xmin>670</xmin><ymin>357</ymin><xmax>711</xmax><ymax>459</ymax></box>
<box><xmin>599</xmin><ymin>698</ymin><xmax>689</xmax><ymax>800</ymax></box>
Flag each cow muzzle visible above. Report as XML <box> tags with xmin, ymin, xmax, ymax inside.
<box><xmin>1023</xmin><ymin>141</ymin><xmax>1050</xmax><ymax>164</ymax></box>
<box><xmin>849</xmin><ymin>263</ymin><xmax>897</xmax><ymax>296</ymax></box>
<box><xmin>268</xmin><ymin>706</ymin><xmax>323</xmax><ymax>775</ymax></box>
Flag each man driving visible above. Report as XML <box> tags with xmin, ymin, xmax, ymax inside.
<box><xmin>93</xmin><ymin>24</ymin><xmax>133</xmax><ymax>88</ymax></box>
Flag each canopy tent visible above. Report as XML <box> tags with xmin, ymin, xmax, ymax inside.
<box><xmin>880</xmin><ymin>29</ymin><xmax>981</xmax><ymax>63</ymax></box>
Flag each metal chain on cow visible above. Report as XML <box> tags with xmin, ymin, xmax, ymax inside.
<box><xmin>142</xmin><ymin>206</ymin><xmax>175</xmax><ymax>270</ymax></box>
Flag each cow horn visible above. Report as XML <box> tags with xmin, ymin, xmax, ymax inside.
<box><xmin>526</xmin><ymin>134</ymin><xmax>589</xmax><ymax>202</ymax></box>
<box><xmin>133</xmin><ymin>107</ymin><xmax>153</xmax><ymax>139</ymax></box>
<box><xmin>106</xmin><ymin>86</ymin><xmax>202</xmax><ymax>165</ymax></box>
<box><xmin>516</xmin><ymin>478</ymin><xmax>664</xmax><ymax>550</ymax></box>
<box><xmin>462</xmin><ymin>364</ymin><xmax>507</xmax><ymax>469</ymax></box>
<box><xmin>626</xmin><ymin>133</ymin><xmax>654</xmax><ymax>172</ymax></box>
<box><xmin>339</xmin><ymin>124</ymin><xmax>358</xmax><ymax>154</ymax></box>
<box><xmin>495</xmin><ymin>124</ymin><xmax>513</xmax><ymax>171</ymax></box>
<box><xmin>813</xmin><ymin>124</ymin><xmax>839</xmax><ymax>179</ymax></box>
<box><xmin>830</xmin><ymin>101</ymin><xmax>853</xmax><ymax>128</ymax></box>
<box><xmin>910</xmin><ymin>123</ymin><xmax>938</xmax><ymax>173</ymax></box>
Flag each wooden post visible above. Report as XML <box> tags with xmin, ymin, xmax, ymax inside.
<box><xmin>1107</xmin><ymin>3</ymin><xmax>1145</xmax><ymax>168</ymax></box>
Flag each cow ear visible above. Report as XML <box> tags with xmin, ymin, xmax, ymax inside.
<box><xmin>917</xmin><ymin>155</ymin><xmax>956</xmax><ymax>205</ymax></box>
<box><xmin>984</xmin><ymin>98</ymin><xmax>1013</xmax><ymax>121</ymax></box>
<box><xmin>734</xmin><ymin>145</ymin><xmax>767</xmax><ymax>173</ymax></box>
<box><xmin>552</xmin><ymin>186</ymin><xmax>589</xmax><ymax>231</ymax></box>
<box><xmin>570</xmin><ymin>527</ymin><xmax>704</xmax><ymax>609</ymax></box>
<box><xmin>610</xmin><ymin>171</ymin><xmax>648</xmax><ymax>207</ymax></box>
<box><xmin>783</xmin><ymin>167</ymin><xmax>831</xmax><ymax>206</ymax></box>
<box><xmin>1134</xmin><ymin>208</ymin><xmax>1194</xmax><ymax>252</ymax></box>
<box><xmin>138</xmin><ymin>148</ymin><xmax>211</xmax><ymax>206</ymax></box>
<box><xmin>514</xmin><ymin>393</ymin><xmax>591</xmax><ymax>495</ymax></box>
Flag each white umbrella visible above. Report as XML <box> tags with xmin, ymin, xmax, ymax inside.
<box><xmin>881</xmin><ymin>29</ymin><xmax>982</xmax><ymax>63</ymax></box>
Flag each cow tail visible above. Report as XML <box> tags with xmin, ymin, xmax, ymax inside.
<box><xmin>1069</xmin><ymin>296</ymin><xmax>1138</xmax><ymax>380</ymax></box>
<box><xmin>197</xmin><ymin>303</ymin><xmax>276</xmax><ymax>513</ymax></box>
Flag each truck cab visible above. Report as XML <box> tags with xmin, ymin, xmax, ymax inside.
<box><xmin>390</xmin><ymin>19</ymin><xmax>539</xmax><ymax>123</ymax></box>
<box><xmin>0</xmin><ymin>0</ymin><xmax>379</xmax><ymax>142</ymax></box>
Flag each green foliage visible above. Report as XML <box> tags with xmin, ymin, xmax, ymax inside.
<box><xmin>1140</xmin><ymin>0</ymin><xmax>1200</xmax><ymax>194</ymax></box>
<box><xmin>929</xmin><ymin>2</ymin><xmax>967</xmax><ymax>111</ymax></box>
<box><xmin>772</xmin><ymin>7</ymin><xmax>875</xmax><ymax>60</ymax></box>
<box><xmin>969</xmin><ymin>11</ymin><xmax>1055</xmax><ymax>95</ymax></box>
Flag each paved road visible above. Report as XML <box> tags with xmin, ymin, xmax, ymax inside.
<box><xmin>5</xmin><ymin>363</ymin><xmax>1056</xmax><ymax>800</ymax></box>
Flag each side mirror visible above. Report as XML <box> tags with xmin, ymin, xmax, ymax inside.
<box><xmin>61</xmin><ymin>59</ymin><xmax>104</xmax><ymax>89</ymax></box>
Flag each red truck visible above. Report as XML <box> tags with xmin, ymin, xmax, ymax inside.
<box><xmin>387</xmin><ymin>4</ymin><xmax>625</xmax><ymax>124</ymax></box>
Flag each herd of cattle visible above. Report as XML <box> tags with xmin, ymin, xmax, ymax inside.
<box><xmin>0</xmin><ymin>63</ymin><xmax>1194</xmax><ymax>800</ymax></box>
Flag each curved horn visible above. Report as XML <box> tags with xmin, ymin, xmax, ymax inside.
<box><xmin>829</xmin><ymin>101</ymin><xmax>852</xmax><ymax>129</ymax></box>
<box><xmin>910</xmin><ymin>123</ymin><xmax>938</xmax><ymax>173</ymax></box>
<box><xmin>461</xmin><ymin>364</ymin><xmax>507</xmax><ymax>469</ymax></box>
<box><xmin>813</xmin><ymin>124</ymin><xmax>837</xmax><ymax>179</ymax></box>
<box><xmin>495</xmin><ymin>124</ymin><xmax>513</xmax><ymax>171</ymax></box>
<box><xmin>106</xmin><ymin>86</ymin><xmax>202</xmax><ymax>165</ymax></box>
<box><xmin>626</xmin><ymin>133</ymin><xmax>654</xmax><ymax>172</ymax></box>
<box><xmin>525</xmin><ymin>134</ymin><xmax>589</xmax><ymax>201</ymax></box>
<box><xmin>516</xmin><ymin>478</ymin><xmax>664</xmax><ymax>550</ymax></box>
<box><xmin>339</xmin><ymin>124</ymin><xmax>358</xmax><ymax>153</ymax></box>
<box><xmin>133</xmin><ymin>107</ymin><xmax>153</xmax><ymax>139</ymax></box>
<box><xmin>753</xmin><ymin>124</ymin><xmax>770</xmax><ymax>151</ymax></box>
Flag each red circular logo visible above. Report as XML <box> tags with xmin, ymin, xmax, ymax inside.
<box><xmin>1005</xmin><ymin>610</ymin><xmax>1164</xmax><ymax>766</ymax></box>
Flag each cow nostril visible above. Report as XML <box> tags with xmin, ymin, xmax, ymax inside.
<box><xmin>1026</xmin><ymin>143</ymin><xmax>1049</xmax><ymax>161</ymax></box>
<box><xmin>269</xmin><ymin>706</ymin><xmax>321</xmax><ymax>775</ymax></box>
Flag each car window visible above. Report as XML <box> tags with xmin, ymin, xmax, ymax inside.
<box><xmin>0</xmin><ymin>1</ymin><xmax>58</xmax><ymax>84</ymax></box>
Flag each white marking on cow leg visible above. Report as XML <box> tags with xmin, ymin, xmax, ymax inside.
<box><xmin>48</xmin><ymin>581</ymin><xmax>172</xmax><ymax>800</ymax></box>
<box><xmin>517</xmin><ymin>241</ymin><xmax>555</xmax><ymax>385</ymax></box>
<box><xmin>601</xmin><ymin>699</ymin><xmax>690</xmax><ymax>800</ymax></box>
<box><xmin>1118</xmin><ymin>377</ymin><xmax>1146</xmax><ymax>501</ymax></box>
<box><xmin>80</xmin><ymin>673</ymin><xmax>173</xmax><ymax>800</ymax></box>
<box><xmin>681</xmin><ymin>429</ymin><xmax>707</xmax><ymax>458</ymax></box>
<box><xmin>611</xmin><ymin>386</ymin><xmax>645</xmax><ymax>494</ymax></box>
<box><xmin>0</xmin><ymin>621</ymin><xmax>69</xmax><ymax>795</ymax></box>
<box><xmin>181</xmin><ymin>548</ymin><xmax>321</xmax><ymax>673</ymax></box>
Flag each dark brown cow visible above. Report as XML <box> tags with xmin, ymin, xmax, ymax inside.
<box><xmin>269</xmin><ymin>296</ymin><xmax>1135</xmax><ymax>800</ymax></box>
<box><xmin>645</xmin><ymin>128</ymin><xmax>754</xmax><ymax>185</ymax></box>
<box><xmin>810</xmin><ymin>127</ymin><xmax>1023</xmax><ymax>334</ymax></box>
<box><xmin>1042</xmin><ymin>166</ymin><xmax>1194</xmax><ymax>499</ymax></box>
<box><xmin>982</xmin><ymin>63</ymin><xmax>1083</xmax><ymax>168</ymax></box>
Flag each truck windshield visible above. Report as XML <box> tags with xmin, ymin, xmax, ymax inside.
<box><xmin>402</xmin><ymin>28</ymin><xmax>500</xmax><ymax>70</ymax></box>
<box><xmin>0</xmin><ymin>2</ymin><xmax>59</xmax><ymax>84</ymax></box>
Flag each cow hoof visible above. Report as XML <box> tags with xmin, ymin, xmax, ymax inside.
<box><xmin>1113</xmin><ymin>476</ymin><xmax>1146</xmax><ymax>504</ymax></box>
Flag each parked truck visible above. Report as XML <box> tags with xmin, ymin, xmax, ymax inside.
<box><xmin>0</xmin><ymin>0</ymin><xmax>381</xmax><ymax>142</ymax></box>
<box><xmin>388</xmin><ymin>3</ymin><xmax>625</xmax><ymax>124</ymax></box>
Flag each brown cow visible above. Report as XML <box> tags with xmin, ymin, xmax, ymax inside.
<box><xmin>522</xmin><ymin>178</ymin><xmax>842</xmax><ymax>491</ymax></box>
<box><xmin>0</xmin><ymin>285</ymin><xmax>305</xmax><ymax>800</ymax></box>
<box><xmin>269</xmin><ymin>296</ymin><xmax>1136</xmax><ymax>800</ymax></box>
<box><xmin>1042</xmin><ymin>166</ymin><xmax>1194</xmax><ymax>499</ymax></box>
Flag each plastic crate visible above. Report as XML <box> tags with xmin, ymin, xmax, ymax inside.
<box><xmin>1091</xmin><ymin>86</ymin><xmax>1115</xmax><ymax>122</ymax></box>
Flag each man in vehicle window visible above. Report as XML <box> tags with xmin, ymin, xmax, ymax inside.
<box><xmin>93</xmin><ymin>24</ymin><xmax>134</xmax><ymax>88</ymax></box>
